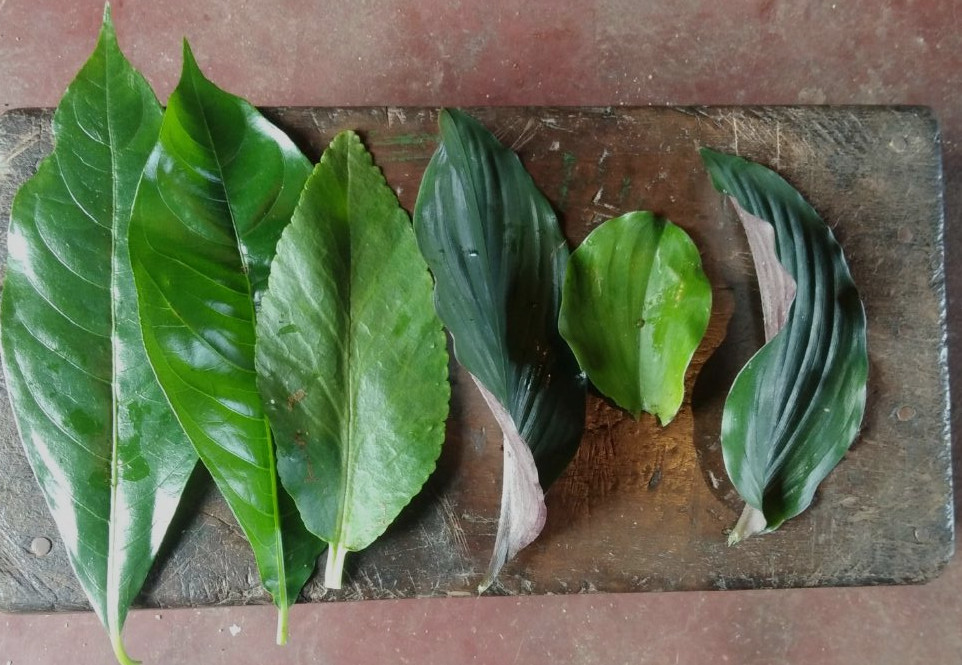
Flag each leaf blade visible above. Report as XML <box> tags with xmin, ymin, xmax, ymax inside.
<box><xmin>0</xmin><ymin>10</ymin><xmax>197</xmax><ymax>663</ymax></box>
<box><xmin>256</xmin><ymin>131</ymin><xmax>449</xmax><ymax>589</ymax></box>
<box><xmin>701</xmin><ymin>148</ymin><xmax>868</xmax><ymax>540</ymax></box>
<box><xmin>559</xmin><ymin>211</ymin><xmax>712</xmax><ymax>423</ymax></box>
<box><xmin>413</xmin><ymin>109</ymin><xmax>585</xmax><ymax>589</ymax></box>
<box><xmin>128</xmin><ymin>42</ymin><xmax>323</xmax><ymax>636</ymax></box>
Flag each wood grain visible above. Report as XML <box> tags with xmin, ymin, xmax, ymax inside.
<box><xmin>0</xmin><ymin>106</ymin><xmax>951</xmax><ymax>612</ymax></box>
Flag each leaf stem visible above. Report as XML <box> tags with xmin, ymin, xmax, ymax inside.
<box><xmin>110</xmin><ymin>629</ymin><xmax>141</xmax><ymax>665</ymax></box>
<box><xmin>728</xmin><ymin>504</ymin><xmax>767</xmax><ymax>545</ymax></box>
<box><xmin>324</xmin><ymin>542</ymin><xmax>349</xmax><ymax>590</ymax></box>
<box><xmin>276</xmin><ymin>604</ymin><xmax>289</xmax><ymax>646</ymax></box>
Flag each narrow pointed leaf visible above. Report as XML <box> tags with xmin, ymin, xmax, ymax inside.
<box><xmin>413</xmin><ymin>109</ymin><xmax>585</xmax><ymax>590</ymax></box>
<box><xmin>0</xmin><ymin>10</ymin><xmax>196</xmax><ymax>664</ymax></box>
<box><xmin>559</xmin><ymin>212</ymin><xmax>712</xmax><ymax>423</ymax></box>
<box><xmin>255</xmin><ymin>131</ymin><xmax>449</xmax><ymax>590</ymax></box>
<box><xmin>128</xmin><ymin>43</ymin><xmax>323</xmax><ymax>641</ymax></box>
<box><xmin>700</xmin><ymin>148</ymin><xmax>868</xmax><ymax>542</ymax></box>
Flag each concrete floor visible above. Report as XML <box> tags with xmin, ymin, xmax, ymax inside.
<box><xmin>1</xmin><ymin>1</ymin><xmax>960</xmax><ymax>663</ymax></box>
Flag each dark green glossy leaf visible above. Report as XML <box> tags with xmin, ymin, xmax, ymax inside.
<box><xmin>0</xmin><ymin>10</ymin><xmax>196</xmax><ymax>664</ymax></box>
<box><xmin>559</xmin><ymin>212</ymin><xmax>712</xmax><ymax>423</ymax></box>
<box><xmin>701</xmin><ymin>148</ymin><xmax>868</xmax><ymax>543</ymax></box>
<box><xmin>413</xmin><ymin>109</ymin><xmax>585</xmax><ymax>590</ymax></box>
<box><xmin>256</xmin><ymin>131</ymin><xmax>449</xmax><ymax>590</ymax></box>
<box><xmin>128</xmin><ymin>42</ymin><xmax>323</xmax><ymax>642</ymax></box>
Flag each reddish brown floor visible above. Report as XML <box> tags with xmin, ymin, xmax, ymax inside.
<box><xmin>1</xmin><ymin>1</ymin><xmax>961</xmax><ymax>663</ymax></box>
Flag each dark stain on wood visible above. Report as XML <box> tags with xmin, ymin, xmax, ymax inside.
<box><xmin>0</xmin><ymin>106</ymin><xmax>951</xmax><ymax>611</ymax></box>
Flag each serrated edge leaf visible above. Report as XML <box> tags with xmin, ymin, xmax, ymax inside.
<box><xmin>255</xmin><ymin>130</ymin><xmax>450</xmax><ymax>590</ymax></box>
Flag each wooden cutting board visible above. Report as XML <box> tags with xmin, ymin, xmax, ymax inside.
<box><xmin>0</xmin><ymin>106</ymin><xmax>952</xmax><ymax>612</ymax></box>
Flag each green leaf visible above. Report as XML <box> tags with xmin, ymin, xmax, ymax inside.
<box><xmin>559</xmin><ymin>212</ymin><xmax>712</xmax><ymax>423</ymax></box>
<box><xmin>127</xmin><ymin>41</ymin><xmax>323</xmax><ymax>643</ymax></box>
<box><xmin>0</xmin><ymin>9</ymin><xmax>197</xmax><ymax>664</ymax></box>
<box><xmin>413</xmin><ymin>109</ymin><xmax>585</xmax><ymax>590</ymax></box>
<box><xmin>255</xmin><ymin>131</ymin><xmax>449</xmax><ymax>590</ymax></box>
<box><xmin>700</xmin><ymin>148</ymin><xmax>868</xmax><ymax>543</ymax></box>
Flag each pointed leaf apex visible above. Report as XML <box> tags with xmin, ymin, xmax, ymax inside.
<box><xmin>96</xmin><ymin>2</ymin><xmax>118</xmax><ymax>52</ymax></box>
<box><xmin>181</xmin><ymin>39</ymin><xmax>201</xmax><ymax>78</ymax></box>
<box><xmin>438</xmin><ymin>108</ymin><xmax>475</xmax><ymax>139</ymax></box>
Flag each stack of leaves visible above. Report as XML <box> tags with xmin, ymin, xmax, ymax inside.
<box><xmin>1</xmin><ymin>10</ymin><xmax>449</xmax><ymax>662</ymax></box>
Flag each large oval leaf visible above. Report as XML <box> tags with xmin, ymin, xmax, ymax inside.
<box><xmin>559</xmin><ymin>211</ymin><xmax>712</xmax><ymax>423</ymax></box>
<box><xmin>0</xmin><ymin>10</ymin><xmax>197</xmax><ymax>664</ymax></box>
<box><xmin>127</xmin><ymin>43</ymin><xmax>323</xmax><ymax>642</ymax></box>
<box><xmin>413</xmin><ymin>109</ymin><xmax>585</xmax><ymax>590</ymax></box>
<box><xmin>700</xmin><ymin>148</ymin><xmax>868</xmax><ymax>543</ymax></box>
<box><xmin>256</xmin><ymin>131</ymin><xmax>449</xmax><ymax>590</ymax></box>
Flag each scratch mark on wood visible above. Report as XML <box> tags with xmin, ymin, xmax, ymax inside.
<box><xmin>0</xmin><ymin>130</ymin><xmax>41</xmax><ymax>184</ymax></box>
<box><xmin>775</xmin><ymin>121</ymin><xmax>781</xmax><ymax>169</ymax></box>
<box><xmin>387</xmin><ymin>107</ymin><xmax>407</xmax><ymax>127</ymax></box>
<box><xmin>438</xmin><ymin>495</ymin><xmax>470</xmax><ymax>557</ymax></box>
<box><xmin>510</xmin><ymin>118</ymin><xmax>539</xmax><ymax>151</ymax></box>
<box><xmin>733</xmin><ymin>115</ymin><xmax>740</xmax><ymax>155</ymax></box>
<box><xmin>558</xmin><ymin>152</ymin><xmax>577</xmax><ymax>210</ymax></box>
<box><xmin>539</xmin><ymin>116</ymin><xmax>575</xmax><ymax>133</ymax></box>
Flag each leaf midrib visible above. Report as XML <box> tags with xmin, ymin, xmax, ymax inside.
<box><xmin>333</xmin><ymin>143</ymin><xmax>358</xmax><ymax>554</ymax></box>
<box><xmin>184</xmin><ymin>72</ymin><xmax>288</xmax><ymax>608</ymax></box>
<box><xmin>105</xmin><ymin>34</ymin><xmax>126</xmax><ymax>631</ymax></box>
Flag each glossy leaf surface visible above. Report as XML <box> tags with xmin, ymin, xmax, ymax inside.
<box><xmin>559</xmin><ymin>212</ymin><xmax>712</xmax><ymax>423</ymax></box>
<box><xmin>256</xmin><ymin>131</ymin><xmax>449</xmax><ymax>590</ymax></box>
<box><xmin>0</xmin><ymin>10</ymin><xmax>196</xmax><ymax>664</ymax></box>
<box><xmin>413</xmin><ymin>109</ymin><xmax>585</xmax><ymax>590</ymax></box>
<box><xmin>701</xmin><ymin>148</ymin><xmax>868</xmax><ymax>543</ymax></box>
<box><xmin>128</xmin><ymin>43</ymin><xmax>323</xmax><ymax>641</ymax></box>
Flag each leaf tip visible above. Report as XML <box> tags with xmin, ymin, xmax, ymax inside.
<box><xmin>96</xmin><ymin>2</ymin><xmax>118</xmax><ymax>52</ymax></box>
<box><xmin>181</xmin><ymin>38</ymin><xmax>201</xmax><ymax>78</ymax></box>
<box><xmin>698</xmin><ymin>146</ymin><xmax>721</xmax><ymax>162</ymax></box>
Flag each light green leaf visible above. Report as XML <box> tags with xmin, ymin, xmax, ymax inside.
<box><xmin>559</xmin><ymin>212</ymin><xmax>712</xmax><ymax>423</ymax></box>
<box><xmin>700</xmin><ymin>148</ymin><xmax>868</xmax><ymax>543</ymax></box>
<box><xmin>128</xmin><ymin>41</ymin><xmax>323</xmax><ymax>643</ymax></box>
<box><xmin>256</xmin><ymin>131</ymin><xmax>449</xmax><ymax>590</ymax></box>
<box><xmin>413</xmin><ymin>109</ymin><xmax>585</xmax><ymax>591</ymax></box>
<box><xmin>0</xmin><ymin>9</ymin><xmax>196</xmax><ymax>664</ymax></box>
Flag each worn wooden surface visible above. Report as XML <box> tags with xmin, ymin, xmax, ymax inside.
<box><xmin>0</xmin><ymin>106</ymin><xmax>952</xmax><ymax>613</ymax></box>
